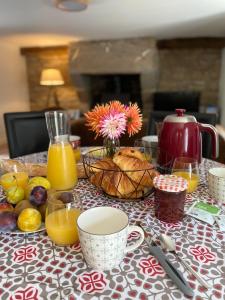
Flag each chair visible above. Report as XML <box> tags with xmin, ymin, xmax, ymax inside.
<box><xmin>4</xmin><ymin>111</ymin><xmax>50</xmax><ymax>158</ymax></box>
<box><xmin>148</xmin><ymin>110</ymin><xmax>218</xmax><ymax>159</ymax></box>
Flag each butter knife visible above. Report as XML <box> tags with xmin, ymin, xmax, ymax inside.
<box><xmin>138</xmin><ymin>223</ymin><xmax>194</xmax><ymax>297</ymax></box>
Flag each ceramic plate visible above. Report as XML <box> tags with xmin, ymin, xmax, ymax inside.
<box><xmin>0</xmin><ymin>223</ymin><xmax>45</xmax><ymax>235</ymax></box>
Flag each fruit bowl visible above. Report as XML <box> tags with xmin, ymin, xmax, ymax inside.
<box><xmin>0</xmin><ymin>161</ymin><xmax>50</xmax><ymax>234</ymax></box>
<box><xmin>83</xmin><ymin>147</ymin><xmax>159</xmax><ymax>201</ymax></box>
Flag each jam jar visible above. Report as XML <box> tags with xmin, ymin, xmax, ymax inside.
<box><xmin>153</xmin><ymin>175</ymin><xmax>188</xmax><ymax>223</ymax></box>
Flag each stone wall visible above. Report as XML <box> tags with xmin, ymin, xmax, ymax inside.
<box><xmin>22</xmin><ymin>47</ymin><xmax>80</xmax><ymax>111</ymax></box>
<box><xmin>69</xmin><ymin>38</ymin><xmax>159</xmax><ymax>116</ymax></box>
<box><xmin>22</xmin><ymin>38</ymin><xmax>223</xmax><ymax>115</ymax></box>
<box><xmin>158</xmin><ymin>49</ymin><xmax>221</xmax><ymax>107</ymax></box>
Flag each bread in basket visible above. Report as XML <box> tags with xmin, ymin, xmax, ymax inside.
<box><xmin>83</xmin><ymin>147</ymin><xmax>159</xmax><ymax>200</ymax></box>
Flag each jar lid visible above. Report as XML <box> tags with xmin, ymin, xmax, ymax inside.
<box><xmin>153</xmin><ymin>175</ymin><xmax>188</xmax><ymax>192</ymax></box>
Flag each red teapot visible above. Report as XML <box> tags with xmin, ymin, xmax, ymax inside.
<box><xmin>158</xmin><ymin>109</ymin><xmax>218</xmax><ymax>168</ymax></box>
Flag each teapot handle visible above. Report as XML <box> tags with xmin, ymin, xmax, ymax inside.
<box><xmin>199</xmin><ymin>123</ymin><xmax>219</xmax><ymax>159</ymax></box>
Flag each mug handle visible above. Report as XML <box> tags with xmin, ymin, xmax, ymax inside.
<box><xmin>124</xmin><ymin>225</ymin><xmax>144</xmax><ymax>253</ymax></box>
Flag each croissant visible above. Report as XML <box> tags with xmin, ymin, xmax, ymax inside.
<box><xmin>113</xmin><ymin>154</ymin><xmax>158</xmax><ymax>187</ymax></box>
<box><xmin>90</xmin><ymin>170</ymin><xmax>119</xmax><ymax>197</ymax></box>
<box><xmin>114</xmin><ymin>147</ymin><xmax>145</xmax><ymax>161</ymax></box>
<box><xmin>90</xmin><ymin>166</ymin><xmax>139</xmax><ymax>196</ymax></box>
<box><xmin>90</xmin><ymin>158</ymin><xmax>117</xmax><ymax>173</ymax></box>
<box><xmin>112</xmin><ymin>170</ymin><xmax>139</xmax><ymax>195</ymax></box>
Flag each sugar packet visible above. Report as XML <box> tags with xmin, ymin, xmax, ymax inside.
<box><xmin>185</xmin><ymin>200</ymin><xmax>221</xmax><ymax>225</ymax></box>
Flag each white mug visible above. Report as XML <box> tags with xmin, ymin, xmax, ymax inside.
<box><xmin>208</xmin><ymin>167</ymin><xmax>225</xmax><ymax>204</ymax></box>
<box><xmin>77</xmin><ymin>206</ymin><xmax>144</xmax><ymax>271</ymax></box>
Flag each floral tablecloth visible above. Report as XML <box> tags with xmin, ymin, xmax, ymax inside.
<box><xmin>0</xmin><ymin>153</ymin><xmax>225</xmax><ymax>300</ymax></box>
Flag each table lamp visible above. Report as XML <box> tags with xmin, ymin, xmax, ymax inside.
<box><xmin>40</xmin><ymin>68</ymin><xmax>64</xmax><ymax>108</ymax></box>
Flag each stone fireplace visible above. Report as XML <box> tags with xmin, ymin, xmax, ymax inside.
<box><xmin>73</xmin><ymin>73</ymin><xmax>142</xmax><ymax>109</ymax></box>
<box><xmin>22</xmin><ymin>37</ymin><xmax>221</xmax><ymax>116</ymax></box>
<box><xmin>69</xmin><ymin>38</ymin><xmax>159</xmax><ymax>117</ymax></box>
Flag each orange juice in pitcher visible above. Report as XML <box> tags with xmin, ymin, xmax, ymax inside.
<box><xmin>45</xmin><ymin>111</ymin><xmax>77</xmax><ymax>190</ymax></box>
<box><xmin>47</xmin><ymin>142</ymin><xmax>77</xmax><ymax>190</ymax></box>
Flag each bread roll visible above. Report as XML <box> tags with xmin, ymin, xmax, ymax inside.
<box><xmin>1</xmin><ymin>159</ymin><xmax>85</xmax><ymax>179</ymax></box>
<box><xmin>24</xmin><ymin>163</ymin><xmax>47</xmax><ymax>177</ymax></box>
<box><xmin>0</xmin><ymin>159</ymin><xmax>26</xmax><ymax>173</ymax></box>
<box><xmin>0</xmin><ymin>159</ymin><xmax>47</xmax><ymax>177</ymax></box>
<box><xmin>114</xmin><ymin>148</ymin><xmax>145</xmax><ymax>161</ymax></box>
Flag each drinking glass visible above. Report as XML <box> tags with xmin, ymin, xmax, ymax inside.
<box><xmin>0</xmin><ymin>160</ymin><xmax>29</xmax><ymax>190</ymax></box>
<box><xmin>45</xmin><ymin>190</ymin><xmax>82</xmax><ymax>246</ymax></box>
<box><xmin>134</xmin><ymin>139</ymin><xmax>158</xmax><ymax>164</ymax></box>
<box><xmin>172</xmin><ymin>157</ymin><xmax>200</xmax><ymax>193</ymax></box>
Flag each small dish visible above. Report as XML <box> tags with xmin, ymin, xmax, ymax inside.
<box><xmin>0</xmin><ymin>223</ymin><xmax>45</xmax><ymax>235</ymax></box>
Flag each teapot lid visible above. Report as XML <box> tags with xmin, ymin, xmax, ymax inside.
<box><xmin>164</xmin><ymin>109</ymin><xmax>197</xmax><ymax>123</ymax></box>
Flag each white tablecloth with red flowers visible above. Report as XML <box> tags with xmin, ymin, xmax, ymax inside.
<box><xmin>0</xmin><ymin>153</ymin><xmax>225</xmax><ymax>300</ymax></box>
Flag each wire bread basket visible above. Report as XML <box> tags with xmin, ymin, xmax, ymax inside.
<box><xmin>83</xmin><ymin>147</ymin><xmax>159</xmax><ymax>201</ymax></box>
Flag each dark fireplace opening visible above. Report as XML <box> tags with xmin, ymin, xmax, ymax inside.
<box><xmin>83</xmin><ymin>74</ymin><xmax>142</xmax><ymax>109</ymax></box>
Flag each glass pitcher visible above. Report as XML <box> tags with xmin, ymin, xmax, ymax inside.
<box><xmin>45</xmin><ymin>111</ymin><xmax>77</xmax><ymax>190</ymax></box>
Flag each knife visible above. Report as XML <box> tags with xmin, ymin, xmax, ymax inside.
<box><xmin>138</xmin><ymin>223</ymin><xmax>194</xmax><ymax>297</ymax></box>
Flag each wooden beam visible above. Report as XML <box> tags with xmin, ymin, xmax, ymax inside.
<box><xmin>21</xmin><ymin>45</ymin><xmax>68</xmax><ymax>55</ymax></box>
<box><xmin>157</xmin><ymin>38</ymin><xmax>225</xmax><ymax>49</ymax></box>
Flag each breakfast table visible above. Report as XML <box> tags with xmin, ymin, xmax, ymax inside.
<box><xmin>0</xmin><ymin>152</ymin><xmax>225</xmax><ymax>300</ymax></box>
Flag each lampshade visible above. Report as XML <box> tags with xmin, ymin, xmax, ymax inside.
<box><xmin>40</xmin><ymin>68</ymin><xmax>64</xmax><ymax>86</ymax></box>
<box><xmin>54</xmin><ymin>0</ymin><xmax>88</xmax><ymax>11</ymax></box>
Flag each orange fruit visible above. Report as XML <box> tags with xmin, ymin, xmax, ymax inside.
<box><xmin>17</xmin><ymin>208</ymin><xmax>42</xmax><ymax>232</ymax></box>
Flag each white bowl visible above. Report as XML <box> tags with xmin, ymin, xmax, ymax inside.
<box><xmin>142</xmin><ymin>135</ymin><xmax>158</xmax><ymax>143</ymax></box>
<box><xmin>208</xmin><ymin>167</ymin><xmax>225</xmax><ymax>204</ymax></box>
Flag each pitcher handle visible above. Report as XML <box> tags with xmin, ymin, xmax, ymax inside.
<box><xmin>199</xmin><ymin>123</ymin><xmax>219</xmax><ymax>159</ymax></box>
<box><xmin>124</xmin><ymin>225</ymin><xmax>144</xmax><ymax>253</ymax></box>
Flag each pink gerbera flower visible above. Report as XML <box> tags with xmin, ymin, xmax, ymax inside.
<box><xmin>99</xmin><ymin>112</ymin><xmax>126</xmax><ymax>139</ymax></box>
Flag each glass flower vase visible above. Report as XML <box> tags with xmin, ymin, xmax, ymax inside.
<box><xmin>103</xmin><ymin>137</ymin><xmax>120</xmax><ymax>157</ymax></box>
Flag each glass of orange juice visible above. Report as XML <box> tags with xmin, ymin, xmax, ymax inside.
<box><xmin>172</xmin><ymin>157</ymin><xmax>200</xmax><ymax>193</ymax></box>
<box><xmin>45</xmin><ymin>190</ymin><xmax>82</xmax><ymax>246</ymax></box>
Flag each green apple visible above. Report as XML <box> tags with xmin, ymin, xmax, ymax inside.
<box><xmin>6</xmin><ymin>186</ymin><xmax>25</xmax><ymax>204</ymax></box>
